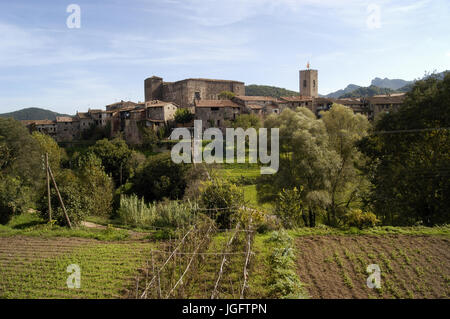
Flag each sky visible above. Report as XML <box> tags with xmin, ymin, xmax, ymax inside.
<box><xmin>0</xmin><ymin>0</ymin><xmax>449</xmax><ymax>115</ymax></box>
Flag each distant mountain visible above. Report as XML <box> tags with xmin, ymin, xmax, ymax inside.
<box><xmin>245</xmin><ymin>85</ymin><xmax>298</xmax><ymax>98</ymax></box>
<box><xmin>324</xmin><ymin>84</ymin><xmax>361</xmax><ymax>98</ymax></box>
<box><xmin>339</xmin><ymin>85</ymin><xmax>396</xmax><ymax>98</ymax></box>
<box><xmin>371</xmin><ymin>77</ymin><xmax>413</xmax><ymax>90</ymax></box>
<box><xmin>0</xmin><ymin>107</ymin><xmax>71</xmax><ymax>121</ymax></box>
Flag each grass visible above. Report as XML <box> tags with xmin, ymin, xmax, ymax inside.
<box><xmin>0</xmin><ymin>213</ymin><xmax>130</xmax><ymax>241</ymax></box>
<box><xmin>289</xmin><ymin>224</ymin><xmax>450</xmax><ymax>237</ymax></box>
<box><xmin>0</xmin><ymin>241</ymin><xmax>154</xmax><ymax>298</ymax></box>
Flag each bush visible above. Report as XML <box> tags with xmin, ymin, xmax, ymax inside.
<box><xmin>174</xmin><ymin>108</ymin><xmax>194</xmax><ymax>124</ymax></box>
<box><xmin>0</xmin><ymin>175</ymin><xmax>33</xmax><ymax>225</ymax></box>
<box><xmin>131</xmin><ymin>152</ymin><xmax>189</xmax><ymax>202</ymax></box>
<box><xmin>199</xmin><ymin>179</ymin><xmax>244</xmax><ymax>229</ymax></box>
<box><xmin>38</xmin><ymin>170</ymin><xmax>89</xmax><ymax>226</ymax></box>
<box><xmin>117</xmin><ymin>195</ymin><xmax>198</xmax><ymax>228</ymax></box>
<box><xmin>275</xmin><ymin>187</ymin><xmax>304</xmax><ymax>228</ymax></box>
<box><xmin>265</xmin><ymin>230</ymin><xmax>305</xmax><ymax>298</ymax></box>
<box><xmin>77</xmin><ymin>153</ymin><xmax>114</xmax><ymax>217</ymax></box>
<box><xmin>345</xmin><ymin>209</ymin><xmax>379</xmax><ymax>229</ymax></box>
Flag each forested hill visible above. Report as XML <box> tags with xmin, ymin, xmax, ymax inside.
<box><xmin>245</xmin><ymin>85</ymin><xmax>298</xmax><ymax>98</ymax></box>
<box><xmin>0</xmin><ymin>107</ymin><xmax>71</xmax><ymax>121</ymax></box>
<box><xmin>339</xmin><ymin>85</ymin><xmax>397</xmax><ymax>98</ymax></box>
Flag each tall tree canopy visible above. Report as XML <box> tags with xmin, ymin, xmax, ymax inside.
<box><xmin>358</xmin><ymin>72</ymin><xmax>450</xmax><ymax>226</ymax></box>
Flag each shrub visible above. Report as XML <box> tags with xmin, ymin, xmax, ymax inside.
<box><xmin>38</xmin><ymin>170</ymin><xmax>89</xmax><ymax>226</ymax></box>
<box><xmin>0</xmin><ymin>175</ymin><xmax>33</xmax><ymax>225</ymax></box>
<box><xmin>117</xmin><ymin>195</ymin><xmax>198</xmax><ymax>228</ymax></box>
<box><xmin>199</xmin><ymin>179</ymin><xmax>244</xmax><ymax>229</ymax></box>
<box><xmin>77</xmin><ymin>153</ymin><xmax>114</xmax><ymax>217</ymax></box>
<box><xmin>275</xmin><ymin>187</ymin><xmax>305</xmax><ymax>228</ymax></box>
<box><xmin>131</xmin><ymin>152</ymin><xmax>189</xmax><ymax>202</ymax></box>
<box><xmin>345</xmin><ymin>209</ymin><xmax>379</xmax><ymax>229</ymax></box>
<box><xmin>174</xmin><ymin>108</ymin><xmax>194</xmax><ymax>124</ymax></box>
<box><xmin>266</xmin><ymin>230</ymin><xmax>305</xmax><ymax>298</ymax></box>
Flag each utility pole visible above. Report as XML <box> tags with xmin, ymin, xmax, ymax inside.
<box><xmin>47</xmin><ymin>164</ymin><xmax>72</xmax><ymax>228</ymax></box>
<box><xmin>45</xmin><ymin>153</ymin><xmax>52</xmax><ymax>222</ymax></box>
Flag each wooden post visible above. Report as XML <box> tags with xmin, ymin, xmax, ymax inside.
<box><xmin>45</xmin><ymin>153</ymin><xmax>52</xmax><ymax>222</ymax></box>
<box><xmin>47</xmin><ymin>165</ymin><xmax>72</xmax><ymax>228</ymax></box>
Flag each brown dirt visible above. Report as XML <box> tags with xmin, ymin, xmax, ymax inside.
<box><xmin>295</xmin><ymin>235</ymin><xmax>450</xmax><ymax>299</ymax></box>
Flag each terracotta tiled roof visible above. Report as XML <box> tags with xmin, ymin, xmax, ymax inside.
<box><xmin>88</xmin><ymin>109</ymin><xmax>104</xmax><ymax>113</ymax></box>
<box><xmin>76</xmin><ymin>112</ymin><xmax>91</xmax><ymax>119</ymax></box>
<box><xmin>234</xmin><ymin>96</ymin><xmax>277</xmax><ymax>102</ymax></box>
<box><xmin>368</xmin><ymin>95</ymin><xmax>405</xmax><ymax>104</ymax></box>
<box><xmin>170</xmin><ymin>78</ymin><xmax>244</xmax><ymax>85</ymax></box>
<box><xmin>247</xmin><ymin>104</ymin><xmax>263</xmax><ymax>110</ymax></box>
<box><xmin>280</xmin><ymin>96</ymin><xmax>313</xmax><ymax>102</ymax></box>
<box><xmin>196</xmin><ymin>99</ymin><xmax>240</xmax><ymax>108</ymax></box>
<box><xmin>21</xmin><ymin>120</ymin><xmax>55</xmax><ymax>125</ymax></box>
<box><xmin>56</xmin><ymin>116</ymin><xmax>76</xmax><ymax>122</ymax></box>
<box><xmin>335</xmin><ymin>98</ymin><xmax>364</xmax><ymax>105</ymax></box>
<box><xmin>145</xmin><ymin>100</ymin><xmax>175</xmax><ymax>108</ymax></box>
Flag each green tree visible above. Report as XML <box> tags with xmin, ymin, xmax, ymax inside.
<box><xmin>321</xmin><ymin>104</ymin><xmax>370</xmax><ymax>226</ymax></box>
<box><xmin>88</xmin><ymin>137</ymin><xmax>133</xmax><ymax>186</ymax></box>
<box><xmin>257</xmin><ymin>107</ymin><xmax>339</xmax><ymax>227</ymax></box>
<box><xmin>0</xmin><ymin>175</ymin><xmax>33</xmax><ymax>224</ymax></box>
<box><xmin>38</xmin><ymin>170</ymin><xmax>89</xmax><ymax>226</ymax></box>
<box><xmin>232</xmin><ymin>114</ymin><xmax>262</xmax><ymax>130</ymax></box>
<box><xmin>77</xmin><ymin>153</ymin><xmax>114</xmax><ymax>217</ymax></box>
<box><xmin>200</xmin><ymin>179</ymin><xmax>244</xmax><ymax>229</ymax></box>
<box><xmin>0</xmin><ymin>118</ymin><xmax>43</xmax><ymax>187</ymax></box>
<box><xmin>358</xmin><ymin>72</ymin><xmax>450</xmax><ymax>226</ymax></box>
<box><xmin>32</xmin><ymin>131</ymin><xmax>66</xmax><ymax>174</ymax></box>
<box><xmin>131</xmin><ymin>152</ymin><xmax>189</xmax><ymax>202</ymax></box>
<box><xmin>174</xmin><ymin>108</ymin><xmax>194</xmax><ymax>124</ymax></box>
<box><xmin>218</xmin><ymin>91</ymin><xmax>236</xmax><ymax>100</ymax></box>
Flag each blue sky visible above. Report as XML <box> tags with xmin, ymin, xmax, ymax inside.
<box><xmin>1</xmin><ymin>0</ymin><xmax>449</xmax><ymax>115</ymax></box>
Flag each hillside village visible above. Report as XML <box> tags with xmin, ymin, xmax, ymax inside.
<box><xmin>21</xmin><ymin>67</ymin><xmax>405</xmax><ymax>144</ymax></box>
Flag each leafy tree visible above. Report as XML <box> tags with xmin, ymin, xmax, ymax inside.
<box><xmin>88</xmin><ymin>137</ymin><xmax>133</xmax><ymax>186</ymax></box>
<box><xmin>231</xmin><ymin>114</ymin><xmax>262</xmax><ymax>130</ymax></box>
<box><xmin>38</xmin><ymin>170</ymin><xmax>89</xmax><ymax>226</ymax></box>
<box><xmin>0</xmin><ymin>175</ymin><xmax>33</xmax><ymax>224</ymax></box>
<box><xmin>321</xmin><ymin>104</ymin><xmax>370</xmax><ymax>226</ymax></box>
<box><xmin>358</xmin><ymin>72</ymin><xmax>450</xmax><ymax>226</ymax></box>
<box><xmin>0</xmin><ymin>118</ymin><xmax>43</xmax><ymax>187</ymax></box>
<box><xmin>218</xmin><ymin>91</ymin><xmax>236</xmax><ymax>100</ymax></box>
<box><xmin>131</xmin><ymin>152</ymin><xmax>189</xmax><ymax>202</ymax></box>
<box><xmin>174</xmin><ymin>108</ymin><xmax>194</xmax><ymax>124</ymax></box>
<box><xmin>258</xmin><ymin>107</ymin><xmax>338</xmax><ymax>227</ymax></box>
<box><xmin>77</xmin><ymin>153</ymin><xmax>114</xmax><ymax>217</ymax></box>
<box><xmin>32</xmin><ymin>131</ymin><xmax>66</xmax><ymax>174</ymax></box>
<box><xmin>200</xmin><ymin>179</ymin><xmax>244</xmax><ymax>229</ymax></box>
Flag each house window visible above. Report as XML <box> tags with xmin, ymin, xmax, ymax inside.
<box><xmin>303</xmin><ymin>80</ymin><xmax>307</xmax><ymax>88</ymax></box>
<box><xmin>195</xmin><ymin>92</ymin><xmax>201</xmax><ymax>100</ymax></box>
<box><xmin>211</xmin><ymin>107</ymin><xmax>219</xmax><ymax>111</ymax></box>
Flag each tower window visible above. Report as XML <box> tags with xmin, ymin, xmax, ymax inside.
<box><xmin>195</xmin><ymin>92</ymin><xmax>201</xmax><ymax>100</ymax></box>
<box><xmin>303</xmin><ymin>80</ymin><xmax>307</xmax><ymax>88</ymax></box>
<box><xmin>313</xmin><ymin>80</ymin><xmax>316</xmax><ymax>88</ymax></box>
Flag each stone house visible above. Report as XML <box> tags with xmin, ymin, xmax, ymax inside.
<box><xmin>55</xmin><ymin>116</ymin><xmax>80</xmax><ymax>142</ymax></box>
<box><xmin>194</xmin><ymin>99</ymin><xmax>241</xmax><ymax>130</ymax></box>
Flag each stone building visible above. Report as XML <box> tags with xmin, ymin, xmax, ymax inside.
<box><xmin>300</xmin><ymin>68</ymin><xmax>319</xmax><ymax>98</ymax></box>
<box><xmin>145</xmin><ymin>100</ymin><xmax>178</xmax><ymax>130</ymax></box>
<box><xmin>194</xmin><ymin>99</ymin><xmax>241</xmax><ymax>130</ymax></box>
<box><xmin>144</xmin><ymin>76</ymin><xmax>245</xmax><ymax>107</ymax></box>
<box><xmin>55</xmin><ymin>116</ymin><xmax>79</xmax><ymax>142</ymax></box>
